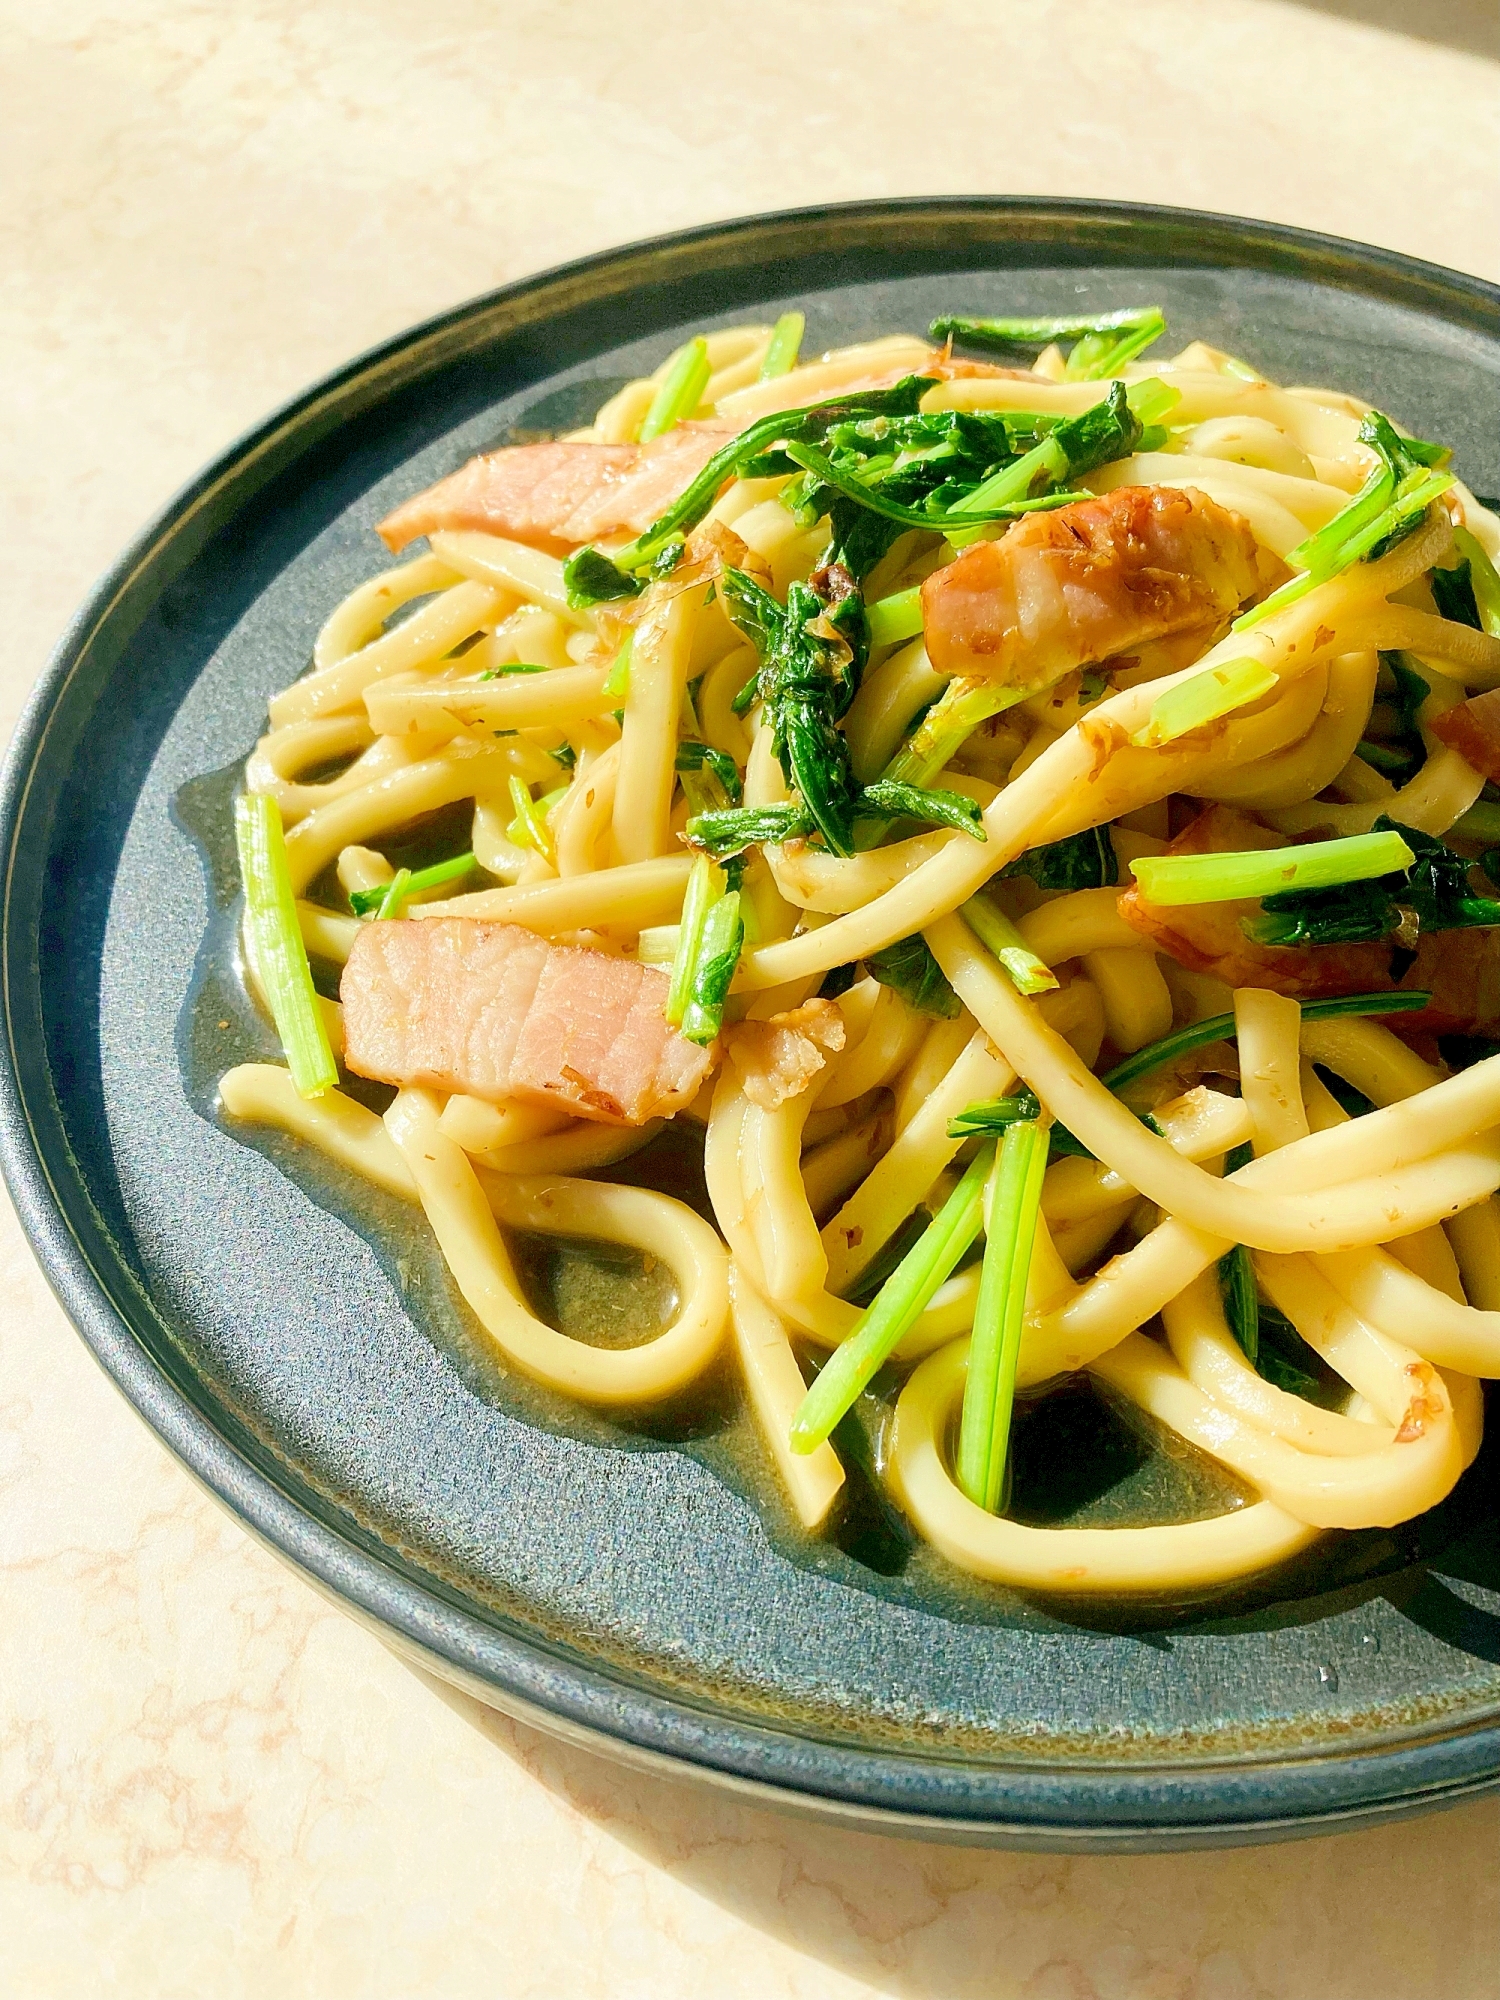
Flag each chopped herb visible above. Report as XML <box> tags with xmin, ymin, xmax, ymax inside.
<box><xmin>1247</xmin><ymin>814</ymin><xmax>1500</xmax><ymax>947</ymax></box>
<box><xmin>961</xmin><ymin>893</ymin><xmax>1059</xmax><ymax>996</ymax></box>
<box><xmin>1003</xmin><ymin>827</ymin><xmax>1118</xmax><ymax>892</ymax></box>
<box><xmin>1130</xmin><ymin>656</ymin><xmax>1279</xmax><ymax>748</ymax></box>
<box><xmin>685</xmin><ymin>802</ymin><xmax>813</xmax><ymax>858</ymax></box>
<box><xmin>866</xmin><ymin>584</ymin><xmax>925</xmax><ymax>650</ymax></box>
<box><xmin>675</xmin><ymin>739</ymin><xmax>744</xmax><ymax>811</ymax></box>
<box><xmin>858</xmin><ymin>777</ymin><xmax>986</xmax><ymax>839</ymax></box>
<box><xmin>790</xmin><ymin>1139</ymin><xmax>997</xmax><ymax>1453</ymax></box>
<box><xmin>759</xmin><ymin>311</ymin><xmax>805</xmax><ymax>380</ymax></box>
<box><xmin>867</xmin><ymin>933</ymin><xmax>963</xmax><ymax>1018</ymax></box>
<box><xmin>562</xmin><ymin>545</ymin><xmax>644</xmax><ymax>609</ymax></box>
<box><xmin>1236</xmin><ymin>412</ymin><xmax>1454</xmax><ymax>631</ymax></box>
<box><xmin>1100</xmin><ymin>991</ymin><xmax>1433</xmax><ymax>1095</ymax></box>
<box><xmin>947</xmin><ymin>1092</ymin><xmax>1042</xmax><ymax>1138</ymax></box>
<box><xmin>639</xmin><ymin>337</ymin><xmax>711</xmax><ymax>442</ymax></box>
<box><xmin>956</xmin><ymin>1116</ymin><xmax>1049</xmax><ymax>1512</ymax></box>
<box><xmin>1130</xmin><ymin>827</ymin><xmax>1415</xmax><ymax>907</ymax></box>
<box><xmin>234</xmin><ymin>791</ymin><xmax>338</xmax><ymax>1098</ymax></box>
<box><xmin>349</xmin><ymin>849</ymin><xmax>478</xmax><ymax>918</ymax></box>
<box><xmin>681</xmin><ymin>890</ymin><xmax>743</xmax><ymax>1044</ymax></box>
<box><xmin>931</xmin><ymin>305</ymin><xmax>1166</xmax><ymax>380</ymax></box>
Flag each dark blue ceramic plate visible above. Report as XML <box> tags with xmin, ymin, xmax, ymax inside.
<box><xmin>6</xmin><ymin>199</ymin><xmax>1500</xmax><ymax>1850</ymax></box>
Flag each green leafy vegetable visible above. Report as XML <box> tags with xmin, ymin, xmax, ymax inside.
<box><xmin>790</xmin><ymin>1140</ymin><xmax>997</xmax><ymax>1453</ymax></box>
<box><xmin>1454</xmin><ymin>528</ymin><xmax>1500</xmax><ymax>636</ymax></box>
<box><xmin>1130</xmin><ymin>656</ymin><xmax>1278</xmax><ymax>748</ymax></box>
<box><xmin>858</xmin><ymin>778</ymin><xmax>986</xmax><ymax>839</ymax></box>
<box><xmin>866</xmin><ymin>584</ymin><xmax>924</xmax><ymax>650</ymax></box>
<box><xmin>1130</xmin><ymin>828</ymin><xmax>1414</xmax><ymax>908</ymax></box>
<box><xmin>685</xmin><ymin>802</ymin><xmax>813</xmax><ymax>858</ymax></box>
<box><xmin>1002</xmin><ymin>827</ymin><xmax>1118</xmax><ymax>892</ymax></box>
<box><xmin>719</xmin><ymin>566</ymin><xmax>865</xmax><ymax>856</ymax></box>
<box><xmin>930</xmin><ymin>305</ymin><xmax>1166</xmax><ymax>380</ymax></box>
<box><xmin>946</xmin><ymin>380</ymin><xmax>1145</xmax><ymax>519</ymax></box>
<box><xmin>881</xmin><ymin>677</ymin><xmax>1027</xmax><ymax>789</ymax></box>
<box><xmin>563</xmin><ymin>375</ymin><xmax>933</xmax><ymax>604</ymax></box>
<box><xmin>234</xmin><ymin>791</ymin><xmax>338</xmax><ymax>1098</ymax></box>
<box><xmin>666</xmin><ymin>855</ymin><xmax>719</xmax><ymax>1027</ymax></box>
<box><xmin>602</xmin><ymin>634</ymin><xmax>633</xmax><ymax>701</ymax></box>
<box><xmin>1432</xmin><ymin>559</ymin><xmax>1483</xmax><ymax>631</ymax></box>
<box><xmin>784</xmin><ymin>439</ymin><xmax>1082</xmax><ymax>534</ymax></box>
<box><xmin>1236</xmin><ymin>411</ymin><xmax>1454</xmax><ymax>631</ymax></box>
<box><xmin>639</xmin><ymin>338</ymin><xmax>711</xmax><ymax>442</ymax></box>
<box><xmin>1355</xmin><ymin>651</ymin><xmax>1430</xmax><ymax>783</ymax></box>
<box><xmin>956</xmin><ymin>1116</ymin><xmax>1049</xmax><ymax>1512</ymax></box>
<box><xmin>1100</xmin><ymin>990</ymin><xmax>1433</xmax><ymax>1096</ymax></box>
<box><xmin>1220</xmin><ymin>1217</ymin><xmax>1325</xmax><ymax>1396</ymax></box>
<box><xmin>1434</xmin><ymin>529</ymin><xmax>1500</xmax><ymax>637</ymax></box>
<box><xmin>1247</xmin><ymin>815</ymin><xmax>1500</xmax><ymax>948</ymax></box>
<box><xmin>349</xmin><ymin>849</ymin><xmax>477</xmax><ymax>917</ymax></box>
<box><xmin>1254</xmin><ymin>1300</ymin><xmax>1325</xmax><ymax>1399</ymax></box>
<box><xmin>960</xmin><ymin>893</ymin><xmax>1059</xmax><ymax>996</ymax></box>
<box><xmin>1217</xmin><ymin>1148</ymin><xmax>1259</xmax><ymax>1363</ymax></box>
<box><xmin>759</xmin><ymin>312</ymin><xmax>805</xmax><ymax>381</ymax></box>
<box><xmin>373</xmin><ymin>868</ymin><xmax>411</xmax><ymax>918</ymax></box>
<box><xmin>867</xmin><ymin>933</ymin><xmax>962</xmax><ymax>1018</ymax></box>
<box><xmin>681</xmin><ymin>890</ymin><xmax>743</xmax><ymax>1044</ymax></box>
<box><xmin>946</xmin><ymin>1092</ymin><xmax>1042</xmax><ymax>1137</ymax></box>
<box><xmin>675</xmin><ymin>739</ymin><xmax>744</xmax><ymax>812</ymax></box>
<box><xmin>564</xmin><ymin>546</ymin><xmax>644</xmax><ymax>607</ymax></box>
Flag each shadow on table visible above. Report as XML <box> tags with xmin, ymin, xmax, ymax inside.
<box><xmin>1280</xmin><ymin>0</ymin><xmax>1499</xmax><ymax>60</ymax></box>
<box><xmin>414</xmin><ymin>1666</ymin><xmax>1499</xmax><ymax>2000</ymax></box>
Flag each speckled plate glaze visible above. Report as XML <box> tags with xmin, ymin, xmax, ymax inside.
<box><xmin>6</xmin><ymin>199</ymin><xmax>1500</xmax><ymax>1851</ymax></box>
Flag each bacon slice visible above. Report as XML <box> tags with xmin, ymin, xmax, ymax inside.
<box><xmin>376</xmin><ymin>424</ymin><xmax>734</xmax><ymax>556</ymax></box>
<box><xmin>1116</xmin><ymin>805</ymin><xmax>1394</xmax><ymax>999</ymax></box>
<box><xmin>340</xmin><ymin>918</ymin><xmax>713</xmax><ymax>1125</ymax></box>
<box><xmin>921</xmin><ymin>485</ymin><xmax>1259</xmax><ymax>688</ymax></box>
<box><xmin>1428</xmin><ymin>690</ymin><xmax>1500</xmax><ymax>783</ymax></box>
<box><xmin>1399</xmin><ymin>930</ymin><xmax>1500</xmax><ymax>1037</ymax></box>
<box><xmin>724</xmin><ymin>999</ymin><xmax>847</xmax><ymax>1109</ymax></box>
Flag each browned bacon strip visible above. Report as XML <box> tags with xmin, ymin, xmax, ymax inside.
<box><xmin>376</xmin><ymin>424</ymin><xmax>734</xmax><ymax>556</ymax></box>
<box><xmin>921</xmin><ymin>485</ymin><xmax>1259</xmax><ymax>690</ymax></box>
<box><xmin>1428</xmin><ymin>689</ymin><xmax>1500</xmax><ymax>783</ymax></box>
<box><xmin>340</xmin><ymin>918</ymin><xmax>713</xmax><ymax>1125</ymax></box>
<box><xmin>376</xmin><ymin>354</ymin><xmax>1033</xmax><ymax>557</ymax></box>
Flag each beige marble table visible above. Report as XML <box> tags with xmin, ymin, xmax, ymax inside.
<box><xmin>4</xmin><ymin>4</ymin><xmax>1499</xmax><ymax>1994</ymax></box>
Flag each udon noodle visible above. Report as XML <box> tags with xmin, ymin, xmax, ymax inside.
<box><xmin>219</xmin><ymin>306</ymin><xmax>1500</xmax><ymax>1596</ymax></box>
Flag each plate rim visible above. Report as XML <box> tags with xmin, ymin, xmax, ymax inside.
<box><xmin>6</xmin><ymin>194</ymin><xmax>1500</xmax><ymax>1850</ymax></box>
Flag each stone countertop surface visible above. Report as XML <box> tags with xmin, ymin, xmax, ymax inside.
<box><xmin>3</xmin><ymin>4</ymin><xmax>1498</xmax><ymax>1995</ymax></box>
